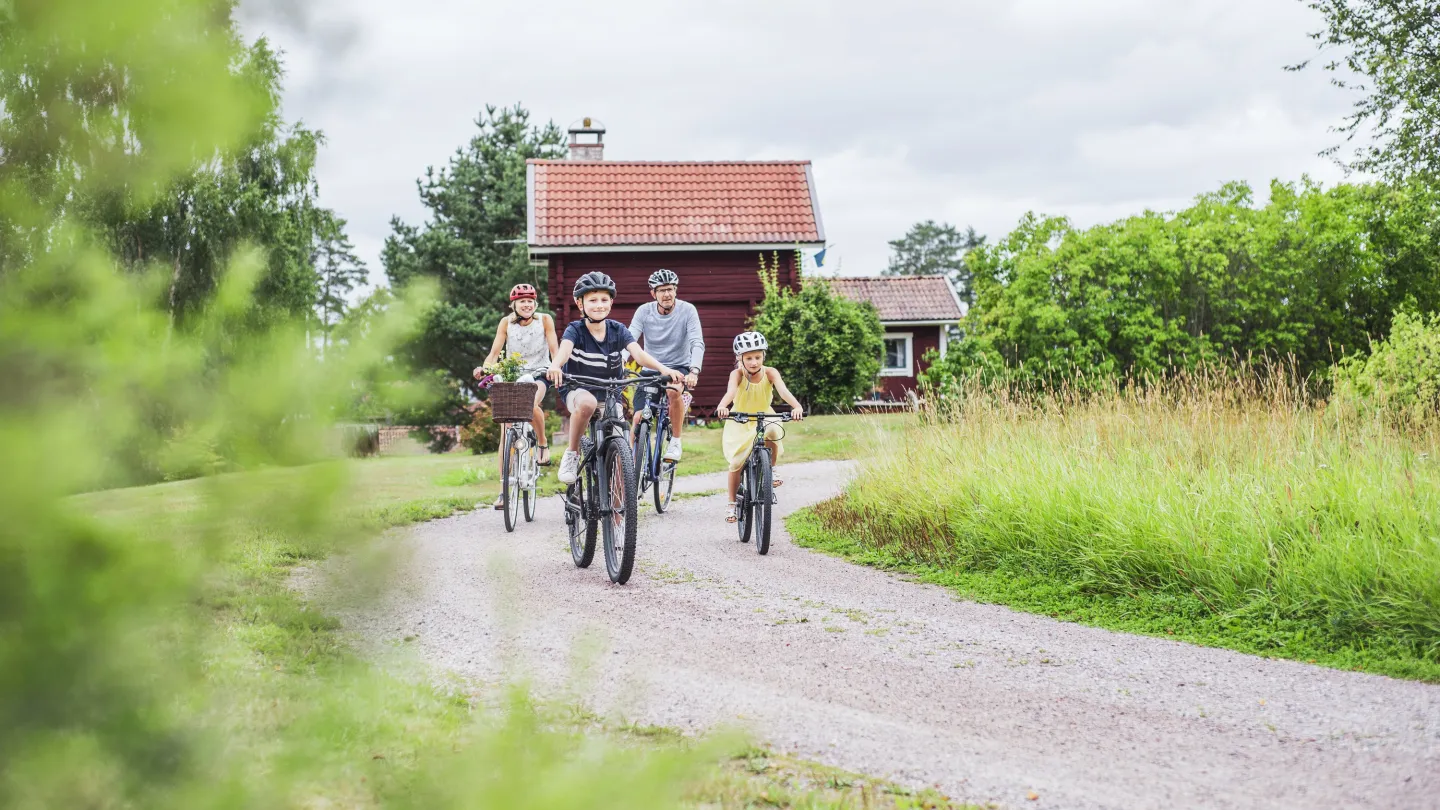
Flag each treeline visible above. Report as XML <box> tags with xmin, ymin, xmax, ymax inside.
<box><xmin>927</xmin><ymin>179</ymin><xmax>1440</xmax><ymax>388</ymax></box>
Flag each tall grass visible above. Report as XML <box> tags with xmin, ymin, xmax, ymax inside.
<box><xmin>803</xmin><ymin>366</ymin><xmax>1440</xmax><ymax>673</ymax></box>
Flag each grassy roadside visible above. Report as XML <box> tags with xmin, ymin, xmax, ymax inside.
<box><xmin>665</xmin><ymin>413</ymin><xmax>910</xmax><ymax>477</ymax></box>
<box><xmin>786</xmin><ymin>385</ymin><xmax>1440</xmax><ymax>683</ymax></box>
<box><xmin>75</xmin><ymin>418</ymin><xmax>976</xmax><ymax>809</ymax></box>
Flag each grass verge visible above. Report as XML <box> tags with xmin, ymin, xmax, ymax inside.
<box><xmin>787</xmin><ymin>385</ymin><xmax>1440</xmax><ymax>682</ymax></box>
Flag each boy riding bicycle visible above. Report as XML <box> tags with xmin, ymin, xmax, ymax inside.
<box><xmin>546</xmin><ymin>272</ymin><xmax>683</xmax><ymax>485</ymax></box>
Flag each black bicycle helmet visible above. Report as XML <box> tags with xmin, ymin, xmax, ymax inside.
<box><xmin>648</xmin><ymin>268</ymin><xmax>680</xmax><ymax>289</ymax></box>
<box><xmin>572</xmin><ymin>271</ymin><xmax>617</xmax><ymax>299</ymax></box>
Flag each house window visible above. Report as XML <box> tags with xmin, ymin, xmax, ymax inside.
<box><xmin>879</xmin><ymin>332</ymin><xmax>913</xmax><ymax>377</ymax></box>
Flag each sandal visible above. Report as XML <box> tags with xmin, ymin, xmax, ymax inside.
<box><xmin>536</xmin><ymin>445</ymin><xmax>552</xmax><ymax>466</ymax></box>
<box><xmin>491</xmin><ymin>494</ymin><xmax>505</xmax><ymax>511</ymax></box>
<box><xmin>724</xmin><ymin>503</ymin><xmax>737</xmax><ymax>523</ymax></box>
<box><xmin>773</xmin><ymin>479</ymin><xmax>783</xmax><ymax>488</ymax></box>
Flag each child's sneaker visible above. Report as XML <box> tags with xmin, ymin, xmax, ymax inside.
<box><xmin>557</xmin><ymin>450</ymin><xmax>581</xmax><ymax>484</ymax></box>
<box><xmin>663</xmin><ymin>437</ymin><xmax>683</xmax><ymax>462</ymax></box>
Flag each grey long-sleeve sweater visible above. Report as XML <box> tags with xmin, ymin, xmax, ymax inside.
<box><xmin>628</xmin><ymin>300</ymin><xmax>705</xmax><ymax>373</ymax></box>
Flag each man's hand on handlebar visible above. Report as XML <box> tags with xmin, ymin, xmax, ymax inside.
<box><xmin>683</xmin><ymin>371</ymin><xmax>698</xmax><ymax>390</ymax></box>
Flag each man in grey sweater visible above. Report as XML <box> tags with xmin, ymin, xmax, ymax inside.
<box><xmin>629</xmin><ymin>268</ymin><xmax>704</xmax><ymax>461</ymax></box>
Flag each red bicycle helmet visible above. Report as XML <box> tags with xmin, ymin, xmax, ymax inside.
<box><xmin>509</xmin><ymin>283</ymin><xmax>538</xmax><ymax>301</ymax></box>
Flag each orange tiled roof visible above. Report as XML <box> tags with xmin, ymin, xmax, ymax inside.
<box><xmin>827</xmin><ymin>276</ymin><xmax>964</xmax><ymax>322</ymax></box>
<box><xmin>527</xmin><ymin>160</ymin><xmax>824</xmax><ymax>248</ymax></box>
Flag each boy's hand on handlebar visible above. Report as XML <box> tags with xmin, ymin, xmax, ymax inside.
<box><xmin>546</xmin><ymin>365</ymin><xmax>563</xmax><ymax>386</ymax></box>
<box><xmin>660</xmin><ymin>366</ymin><xmax>684</xmax><ymax>383</ymax></box>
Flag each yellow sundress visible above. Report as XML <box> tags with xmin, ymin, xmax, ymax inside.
<box><xmin>722</xmin><ymin>368</ymin><xmax>785</xmax><ymax>472</ymax></box>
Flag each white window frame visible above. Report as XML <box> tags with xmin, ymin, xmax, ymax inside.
<box><xmin>879</xmin><ymin>332</ymin><xmax>914</xmax><ymax>377</ymax></box>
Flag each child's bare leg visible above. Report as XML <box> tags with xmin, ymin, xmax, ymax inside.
<box><xmin>567</xmin><ymin>394</ymin><xmax>596</xmax><ymax>452</ymax></box>
<box><xmin>727</xmin><ymin>468</ymin><xmax>742</xmax><ymax>502</ymax></box>
<box><xmin>765</xmin><ymin>440</ymin><xmax>782</xmax><ymax>486</ymax></box>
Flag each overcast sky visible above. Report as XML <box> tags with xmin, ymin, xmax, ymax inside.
<box><xmin>237</xmin><ymin>0</ymin><xmax>1357</xmax><ymax>287</ymax></box>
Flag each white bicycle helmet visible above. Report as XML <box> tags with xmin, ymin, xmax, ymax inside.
<box><xmin>732</xmin><ymin>331</ymin><xmax>768</xmax><ymax>354</ymax></box>
<box><xmin>648</xmin><ymin>268</ymin><xmax>679</xmax><ymax>289</ymax></box>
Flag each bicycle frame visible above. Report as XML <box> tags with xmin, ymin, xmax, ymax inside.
<box><xmin>634</xmin><ymin>374</ymin><xmax>685</xmax><ymax>481</ymax></box>
<box><xmin>563</xmin><ymin>373</ymin><xmax>643</xmax><ymax>521</ymax></box>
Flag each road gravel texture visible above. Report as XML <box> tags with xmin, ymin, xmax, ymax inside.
<box><xmin>313</xmin><ymin>460</ymin><xmax>1439</xmax><ymax>809</ymax></box>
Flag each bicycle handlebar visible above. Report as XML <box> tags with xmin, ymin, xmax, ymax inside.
<box><xmin>561</xmin><ymin>373</ymin><xmax>647</xmax><ymax>388</ymax></box>
<box><xmin>726</xmin><ymin>412</ymin><xmax>794</xmax><ymax>424</ymax></box>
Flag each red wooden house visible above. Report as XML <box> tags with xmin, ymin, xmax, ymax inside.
<box><xmin>828</xmin><ymin>276</ymin><xmax>964</xmax><ymax>403</ymax></box>
<box><xmin>526</xmin><ymin>124</ymin><xmax>825</xmax><ymax>414</ymax></box>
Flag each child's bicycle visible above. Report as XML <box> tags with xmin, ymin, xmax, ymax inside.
<box><xmin>560</xmin><ymin>373</ymin><xmax>647</xmax><ymax>584</ymax></box>
<box><xmin>632</xmin><ymin>372</ymin><xmax>689</xmax><ymax>513</ymax></box>
<box><xmin>498</xmin><ymin>420</ymin><xmax>540</xmax><ymax>532</ymax></box>
<box><xmin>726</xmin><ymin>411</ymin><xmax>793</xmax><ymax>555</ymax></box>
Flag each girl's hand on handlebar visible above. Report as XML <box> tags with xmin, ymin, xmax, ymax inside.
<box><xmin>546</xmin><ymin>365</ymin><xmax>563</xmax><ymax>386</ymax></box>
<box><xmin>789</xmin><ymin>405</ymin><xmax>804</xmax><ymax>422</ymax></box>
<box><xmin>716</xmin><ymin>404</ymin><xmax>730</xmax><ymax>418</ymax></box>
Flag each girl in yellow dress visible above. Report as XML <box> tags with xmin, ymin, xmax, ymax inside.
<box><xmin>715</xmin><ymin>331</ymin><xmax>805</xmax><ymax>523</ymax></box>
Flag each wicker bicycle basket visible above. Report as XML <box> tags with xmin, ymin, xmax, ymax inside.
<box><xmin>488</xmin><ymin>381</ymin><xmax>538</xmax><ymax>423</ymax></box>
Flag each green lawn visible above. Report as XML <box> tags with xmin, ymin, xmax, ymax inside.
<box><xmin>69</xmin><ymin>412</ymin><xmax>972</xmax><ymax>809</ymax></box>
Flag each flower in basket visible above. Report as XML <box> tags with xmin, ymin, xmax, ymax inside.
<box><xmin>483</xmin><ymin>351</ymin><xmax>527</xmax><ymax>383</ymax></box>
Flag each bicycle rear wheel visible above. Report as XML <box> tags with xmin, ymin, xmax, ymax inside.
<box><xmin>654</xmin><ymin>419</ymin><xmax>675</xmax><ymax>514</ymax></box>
<box><xmin>736</xmin><ymin>456</ymin><xmax>753</xmax><ymax>543</ymax></box>
<box><xmin>522</xmin><ymin>430</ymin><xmax>538</xmax><ymax>522</ymax></box>
<box><xmin>501</xmin><ymin>428</ymin><xmax>520</xmax><ymax>533</ymax></box>
<box><xmin>754</xmin><ymin>447</ymin><xmax>774</xmax><ymax>555</ymax></box>
<box><xmin>601</xmin><ymin>439</ymin><xmax>638</xmax><ymax>584</ymax></box>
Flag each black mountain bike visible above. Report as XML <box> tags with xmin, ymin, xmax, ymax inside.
<box><xmin>727</xmin><ymin>411</ymin><xmax>792</xmax><ymax>555</ymax></box>
<box><xmin>560</xmin><ymin>373</ymin><xmax>646</xmax><ymax>584</ymax></box>
<box><xmin>633</xmin><ymin>372</ymin><xmax>688</xmax><ymax>514</ymax></box>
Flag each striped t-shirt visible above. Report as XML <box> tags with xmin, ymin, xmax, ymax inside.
<box><xmin>561</xmin><ymin>319</ymin><xmax>634</xmax><ymax>390</ymax></box>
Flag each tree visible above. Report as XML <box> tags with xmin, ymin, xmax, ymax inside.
<box><xmin>751</xmin><ymin>252</ymin><xmax>884</xmax><ymax>413</ymax></box>
<box><xmin>383</xmin><ymin>104</ymin><xmax>564</xmax><ymax>400</ymax></box>
<box><xmin>1</xmin><ymin>6</ymin><xmax>338</xmax><ymax>326</ymax></box>
<box><xmin>1293</xmin><ymin>0</ymin><xmax>1440</xmax><ymax>182</ymax></box>
<box><xmin>884</xmin><ymin>220</ymin><xmax>985</xmax><ymax>306</ymax></box>
<box><xmin>313</xmin><ymin>211</ymin><xmax>367</xmax><ymax>350</ymax></box>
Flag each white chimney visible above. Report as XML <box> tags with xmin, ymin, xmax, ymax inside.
<box><xmin>567</xmin><ymin>117</ymin><xmax>605</xmax><ymax>160</ymax></box>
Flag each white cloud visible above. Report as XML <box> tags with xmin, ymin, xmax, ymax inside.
<box><xmin>238</xmin><ymin>0</ymin><xmax>1359</xmax><ymax>286</ymax></box>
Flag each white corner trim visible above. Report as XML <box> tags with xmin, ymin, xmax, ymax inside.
<box><xmin>939</xmin><ymin>327</ymin><xmax>949</xmax><ymax>359</ymax></box>
<box><xmin>525</xmin><ymin>163</ymin><xmax>536</xmax><ymax>245</ymax></box>
<box><xmin>879</xmin><ymin>319</ymin><xmax>960</xmax><ymax>327</ymax></box>
<box><xmin>879</xmin><ymin>331</ymin><xmax>914</xmax><ymax>377</ymax></box>
<box><xmin>804</xmin><ymin>163</ymin><xmax>826</xmax><ymax>243</ymax></box>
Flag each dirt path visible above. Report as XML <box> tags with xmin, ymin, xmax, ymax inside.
<box><xmin>318</xmin><ymin>460</ymin><xmax>1440</xmax><ymax>810</ymax></box>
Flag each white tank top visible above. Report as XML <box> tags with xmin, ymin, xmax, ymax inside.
<box><xmin>506</xmin><ymin>315</ymin><xmax>551</xmax><ymax>372</ymax></box>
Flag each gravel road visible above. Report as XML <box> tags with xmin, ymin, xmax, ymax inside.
<box><xmin>315</xmin><ymin>459</ymin><xmax>1440</xmax><ymax>809</ymax></box>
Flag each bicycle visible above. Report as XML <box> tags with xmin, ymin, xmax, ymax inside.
<box><xmin>632</xmin><ymin>372</ymin><xmax>689</xmax><ymax>514</ymax></box>
<box><xmin>559</xmin><ymin>373</ymin><xmax>647</xmax><ymax>584</ymax></box>
<box><xmin>498</xmin><ymin>419</ymin><xmax>540</xmax><ymax>532</ymax></box>
<box><xmin>726</xmin><ymin>411</ymin><xmax>793</xmax><ymax>555</ymax></box>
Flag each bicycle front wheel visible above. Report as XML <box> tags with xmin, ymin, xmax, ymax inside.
<box><xmin>600</xmin><ymin>439</ymin><xmax>638</xmax><ymax>584</ymax></box>
<box><xmin>501</xmin><ymin>428</ymin><xmax>520</xmax><ymax>533</ymax></box>
<box><xmin>754</xmin><ymin>447</ymin><xmax>774</xmax><ymax>555</ymax></box>
<box><xmin>634</xmin><ymin>421</ymin><xmax>652</xmax><ymax>501</ymax></box>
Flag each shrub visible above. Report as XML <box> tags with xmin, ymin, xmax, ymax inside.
<box><xmin>1332</xmin><ymin>309</ymin><xmax>1440</xmax><ymax>429</ymax></box>
<box><xmin>460</xmin><ymin>402</ymin><xmax>502</xmax><ymax>454</ymax></box>
<box><xmin>750</xmin><ymin>252</ymin><xmax>883</xmax><ymax>413</ymax></box>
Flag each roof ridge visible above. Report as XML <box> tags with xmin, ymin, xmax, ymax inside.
<box><xmin>528</xmin><ymin>159</ymin><xmax>812</xmax><ymax>166</ymax></box>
